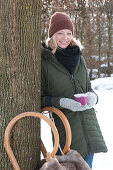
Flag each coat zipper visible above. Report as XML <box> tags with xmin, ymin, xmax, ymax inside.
<box><xmin>56</xmin><ymin>57</ymin><xmax>91</xmax><ymax>155</ymax></box>
<box><xmin>55</xmin><ymin>57</ymin><xmax>91</xmax><ymax>155</ymax></box>
<box><xmin>71</xmin><ymin>74</ymin><xmax>77</xmax><ymax>93</ymax></box>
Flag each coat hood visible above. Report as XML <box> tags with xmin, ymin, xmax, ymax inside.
<box><xmin>41</xmin><ymin>43</ymin><xmax>54</xmax><ymax>61</ymax></box>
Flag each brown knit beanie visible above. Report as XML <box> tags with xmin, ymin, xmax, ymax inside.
<box><xmin>48</xmin><ymin>12</ymin><xmax>74</xmax><ymax>38</ymax></box>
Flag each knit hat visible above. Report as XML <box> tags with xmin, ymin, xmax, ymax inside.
<box><xmin>48</xmin><ymin>12</ymin><xmax>74</xmax><ymax>38</ymax></box>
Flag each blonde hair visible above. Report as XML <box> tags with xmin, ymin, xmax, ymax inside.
<box><xmin>46</xmin><ymin>35</ymin><xmax>84</xmax><ymax>53</ymax></box>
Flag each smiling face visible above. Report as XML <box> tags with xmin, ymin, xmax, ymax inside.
<box><xmin>55</xmin><ymin>29</ymin><xmax>73</xmax><ymax>49</ymax></box>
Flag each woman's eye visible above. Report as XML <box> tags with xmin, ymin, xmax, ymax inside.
<box><xmin>58</xmin><ymin>32</ymin><xmax>62</xmax><ymax>35</ymax></box>
<box><xmin>67</xmin><ymin>33</ymin><xmax>72</xmax><ymax>35</ymax></box>
<box><xmin>57</xmin><ymin>32</ymin><xmax>72</xmax><ymax>36</ymax></box>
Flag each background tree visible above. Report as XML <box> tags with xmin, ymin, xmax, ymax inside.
<box><xmin>0</xmin><ymin>0</ymin><xmax>41</xmax><ymax>169</ymax></box>
<box><xmin>104</xmin><ymin>0</ymin><xmax>113</xmax><ymax>76</ymax></box>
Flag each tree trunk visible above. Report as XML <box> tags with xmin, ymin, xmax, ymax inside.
<box><xmin>107</xmin><ymin>14</ymin><xmax>112</xmax><ymax>77</ymax></box>
<box><xmin>0</xmin><ymin>0</ymin><xmax>42</xmax><ymax>169</ymax></box>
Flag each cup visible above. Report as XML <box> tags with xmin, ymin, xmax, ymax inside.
<box><xmin>74</xmin><ymin>94</ymin><xmax>87</xmax><ymax>106</ymax></box>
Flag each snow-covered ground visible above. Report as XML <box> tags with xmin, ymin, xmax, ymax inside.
<box><xmin>41</xmin><ymin>77</ymin><xmax>113</xmax><ymax>170</ymax></box>
<box><xmin>92</xmin><ymin>77</ymin><xmax>113</xmax><ymax>170</ymax></box>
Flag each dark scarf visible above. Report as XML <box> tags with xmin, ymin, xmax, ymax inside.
<box><xmin>55</xmin><ymin>45</ymin><xmax>81</xmax><ymax>74</ymax></box>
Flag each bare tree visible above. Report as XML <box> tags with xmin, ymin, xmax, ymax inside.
<box><xmin>104</xmin><ymin>0</ymin><xmax>113</xmax><ymax>76</ymax></box>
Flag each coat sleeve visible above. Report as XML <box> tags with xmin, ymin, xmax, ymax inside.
<box><xmin>81</xmin><ymin>56</ymin><xmax>98</xmax><ymax>103</ymax></box>
<box><xmin>87</xmin><ymin>76</ymin><xmax>98</xmax><ymax>104</ymax></box>
<box><xmin>41</xmin><ymin>59</ymin><xmax>62</xmax><ymax>109</ymax></box>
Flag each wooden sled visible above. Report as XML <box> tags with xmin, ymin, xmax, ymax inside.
<box><xmin>4</xmin><ymin>107</ymin><xmax>90</xmax><ymax>170</ymax></box>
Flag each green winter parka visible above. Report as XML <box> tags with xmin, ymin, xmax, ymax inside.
<box><xmin>41</xmin><ymin>45</ymin><xmax>108</xmax><ymax>157</ymax></box>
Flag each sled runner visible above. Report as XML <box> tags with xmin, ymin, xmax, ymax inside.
<box><xmin>4</xmin><ymin>112</ymin><xmax>59</xmax><ymax>170</ymax></box>
<box><xmin>4</xmin><ymin>108</ymin><xmax>90</xmax><ymax>170</ymax></box>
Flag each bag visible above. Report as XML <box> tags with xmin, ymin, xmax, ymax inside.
<box><xmin>35</xmin><ymin>149</ymin><xmax>90</xmax><ymax>170</ymax></box>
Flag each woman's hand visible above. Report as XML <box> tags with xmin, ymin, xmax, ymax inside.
<box><xmin>60</xmin><ymin>98</ymin><xmax>88</xmax><ymax>112</ymax></box>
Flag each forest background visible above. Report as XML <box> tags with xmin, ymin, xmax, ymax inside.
<box><xmin>42</xmin><ymin>0</ymin><xmax>113</xmax><ymax>79</ymax></box>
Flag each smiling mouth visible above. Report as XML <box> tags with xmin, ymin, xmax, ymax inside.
<box><xmin>60</xmin><ymin>42</ymin><xmax>68</xmax><ymax>44</ymax></box>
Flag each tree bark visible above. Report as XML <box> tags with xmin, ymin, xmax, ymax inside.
<box><xmin>107</xmin><ymin>14</ymin><xmax>112</xmax><ymax>76</ymax></box>
<box><xmin>0</xmin><ymin>0</ymin><xmax>42</xmax><ymax>169</ymax></box>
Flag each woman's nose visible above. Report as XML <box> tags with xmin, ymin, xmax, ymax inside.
<box><xmin>62</xmin><ymin>34</ymin><xmax>67</xmax><ymax>40</ymax></box>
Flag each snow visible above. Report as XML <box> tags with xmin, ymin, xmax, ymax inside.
<box><xmin>91</xmin><ymin>77</ymin><xmax>113</xmax><ymax>90</ymax></box>
<box><xmin>91</xmin><ymin>77</ymin><xmax>113</xmax><ymax>170</ymax></box>
<box><xmin>41</xmin><ymin>77</ymin><xmax>113</xmax><ymax>170</ymax></box>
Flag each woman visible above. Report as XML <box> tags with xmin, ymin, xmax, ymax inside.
<box><xmin>41</xmin><ymin>12</ymin><xmax>107</xmax><ymax>169</ymax></box>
